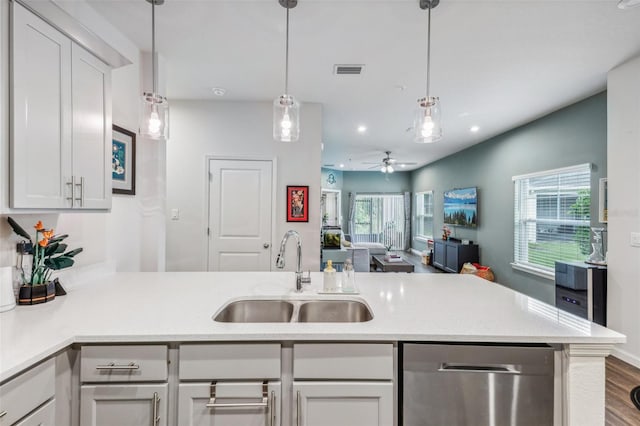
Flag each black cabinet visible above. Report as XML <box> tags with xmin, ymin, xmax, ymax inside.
<box><xmin>433</xmin><ymin>240</ymin><xmax>479</xmax><ymax>273</ymax></box>
<box><xmin>555</xmin><ymin>261</ymin><xmax>607</xmax><ymax>326</ymax></box>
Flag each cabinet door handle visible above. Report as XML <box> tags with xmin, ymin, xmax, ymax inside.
<box><xmin>152</xmin><ymin>391</ymin><xmax>160</xmax><ymax>426</ymax></box>
<box><xmin>296</xmin><ymin>390</ymin><xmax>302</xmax><ymax>426</ymax></box>
<box><xmin>95</xmin><ymin>362</ymin><xmax>140</xmax><ymax>370</ymax></box>
<box><xmin>270</xmin><ymin>391</ymin><xmax>276</xmax><ymax>426</ymax></box>
<box><xmin>66</xmin><ymin>176</ymin><xmax>75</xmax><ymax>206</ymax></box>
<box><xmin>206</xmin><ymin>381</ymin><xmax>269</xmax><ymax>409</ymax></box>
<box><xmin>74</xmin><ymin>176</ymin><xmax>84</xmax><ymax>207</ymax></box>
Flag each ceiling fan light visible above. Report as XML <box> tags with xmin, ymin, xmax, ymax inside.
<box><xmin>414</xmin><ymin>96</ymin><xmax>442</xmax><ymax>143</ymax></box>
<box><xmin>273</xmin><ymin>95</ymin><xmax>300</xmax><ymax>142</ymax></box>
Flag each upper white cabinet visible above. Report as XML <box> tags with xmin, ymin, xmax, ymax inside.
<box><xmin>10</xmin><ymin>2</ymin><xmax>111</xmax><ymax>210</ymax></box>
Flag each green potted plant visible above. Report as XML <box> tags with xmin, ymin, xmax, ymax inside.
<box><xmin>7</xmin><ymin>217</ymin><xmax>83</xmax><ymax>305</ymax></box>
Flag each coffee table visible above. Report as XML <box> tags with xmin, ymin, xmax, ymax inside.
<box><xmin>372</xmin><ymin>255</ymin><xmax>414</xmax><ymax>273</ymax></box>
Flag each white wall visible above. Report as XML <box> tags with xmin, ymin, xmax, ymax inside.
<box><xmin>0</xmin><ymin>0</ymin><xmax>166</xmax><ymax>279</ymax></box>
<box><xmin>167</xmin><ymin>100</ymin><xmax>322</xmax><ymax>272</ymax></box>
<box><xmin>607</xmin><ymin>55</ymin><xmax>640</xmax><ymax>368</ymax></box>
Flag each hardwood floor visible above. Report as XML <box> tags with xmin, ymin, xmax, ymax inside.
<box><xmin>607</xmin><ymin>356</ymin><xmax>640</xmax><ymax>425</ymax></box>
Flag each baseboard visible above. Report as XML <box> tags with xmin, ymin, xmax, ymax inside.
<box><xmin>612</xmin><ymin>347</ymin><xmax>640</xmax><ymax>369</ymax></box>
<box><xmin>410</xmin><ymin>248</ymin><xmax>422</xmax><ymax>256</ymax></box>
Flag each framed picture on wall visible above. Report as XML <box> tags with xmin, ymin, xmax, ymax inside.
<box><xmin>287</xmin><ymin>185</ymin><xmax>309</xmax><ymax>222</ymax></box>
<box><xmin>112</xmin><ymin>125</ymin><xmax>136</xmax><ymax>195</ymax></box>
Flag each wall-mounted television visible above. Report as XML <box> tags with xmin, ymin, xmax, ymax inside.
<box><xmin>444</xmin><ymin>187</ymin><xmax>478</xmax><ymax>227</ymax></box>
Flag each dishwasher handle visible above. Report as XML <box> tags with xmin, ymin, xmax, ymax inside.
<box><xmin>438</xmin><ymin>363</ymin><xmax>521</xmax><ymax>374</ymax></box>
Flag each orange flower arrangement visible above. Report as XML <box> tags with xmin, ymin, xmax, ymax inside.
<box><xmin>7</xmin><ymin>218</ymin><xmax>83</xmax><ymax>285</ymax></box>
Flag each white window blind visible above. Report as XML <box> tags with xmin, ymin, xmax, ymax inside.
<box><xmin>353</xmin><ymin>193</ymin><xmax>405</xmax><ymax>249</ymax></box>
<box><xmin>415</xmin><ymin>191</ymin><xmax>434</xmax><ymax>239</ymax></box>
<box><xmin>513</xmin><ymin>164</ymin><xmax>592</xmax><ymax>276</ymax></box>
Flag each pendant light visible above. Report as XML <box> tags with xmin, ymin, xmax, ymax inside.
<box><xmin>414</xmin><ymin>0</ymin><xmax>442</xmax><ymax>143</ymax></box>
<box><xmin>273</xmin><ymin>0</ymin><xmax>300</xmax><ymax>142</ymax></box>
<box><xmin>139</xmin><ymin>0</ymin><xmax>169</xmax><ymax>140</ymax></box>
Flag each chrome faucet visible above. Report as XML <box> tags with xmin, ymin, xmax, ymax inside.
<box><xmin>276</xmin><ymin>230</ymin><xmax>310</xmax><ymax>292</ymax></box>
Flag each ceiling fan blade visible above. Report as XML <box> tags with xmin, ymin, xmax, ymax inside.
<box><xmin>362</xmin><ymin>161</ymin><xmax>383</xmax><ymax>165</ymax></box>
<box><xmin>367</xmin><ymin>164</ymin><xmax>382</xmax><ymax>170</ymax></box>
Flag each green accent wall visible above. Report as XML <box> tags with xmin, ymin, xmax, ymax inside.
<box><xmin>411</xmin><ymin>92</ymin><xmax>607</xmax><ymax>304</ymax></box>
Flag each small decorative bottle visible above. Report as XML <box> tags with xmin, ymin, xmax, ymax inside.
<box><xmin>323</xmin><ymin>260</ymin><xmax>337</xmax><ymax>292</ymax></box>
<box><xmin>342</xmin><ymin>259</ymin><xmax>356</xmax><ymax>293</ymax></box>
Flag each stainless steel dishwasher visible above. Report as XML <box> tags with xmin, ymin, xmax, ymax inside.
<box><xmin>401</xmin><ymin>343</ymin><xmax>555</xmax><ymax>426</ymax></box>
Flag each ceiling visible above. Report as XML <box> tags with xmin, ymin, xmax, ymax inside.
<box><xmin>85</xmin><ymin>0</ymin><xmax>640</xmax><ymax>171</ymax></box>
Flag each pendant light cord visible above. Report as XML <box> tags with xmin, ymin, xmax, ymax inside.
<box><xmin>285</xmin><ymin>5</ymin><xmax>290</xmax><ymax>95</ymax></box>
<box><xmin>152</xmin><ymin>0</ymin><xmax>157</xmax><ymax>95</ymax></box>
<box><xmin>425</xmin><ymin>3</ymin><xmax>432</xmax><ymax>99</ymax></box>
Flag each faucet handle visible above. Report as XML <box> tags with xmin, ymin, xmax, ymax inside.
<box><xmin>301</xmin><ymin>270</ymin><xmax>311</xmax><ymax>284</ymax></box>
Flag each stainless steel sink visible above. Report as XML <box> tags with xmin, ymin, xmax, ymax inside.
<box><xmin>213</xmin><ymin>300</ymin><xmax>294</xmax><ymax>323</ymax></box>
<box><xmin>213</xmin><ymin>298</ymin><xmax>373</xmax><ymax>323</ymax></box>
<box><xmin>298</xmin><ymin>300</ymin><xmax>373</xmax><ymax>323</ymax></box>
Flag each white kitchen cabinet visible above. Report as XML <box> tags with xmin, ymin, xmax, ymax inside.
<box><xmin>79</xmin><ymin>345</ymin><xmax>168</xmax><ymax>426</ymax></box>
<box><xmin>0</xmin><ymin>358</ymin><xmax>55</xmax><ymax>426</ymax></box>
<box><xmin>293</xmin><ymin>381</ymin><xmax>393</xmax><ymax>426</ymax></box>
<box><xmin>10</xmin><ymin>2</ymin><xmax>111</xmax><ymax>210</ymax></box>
<box><xmin>178</xmin><ymin>381</ymin><xmax>281</xmax><ymax>426</ymax></box>
<box><xmin>13</xmin><ymin>399</ymin><xmax>55</xmax><ymax>426</ymax></box>
<box><xmin>293</xmin><ymin>343</ymin><xmax>394</xmax><ymax>426</ymax></box>
<box><xmin>179</xmin><ymin>344</ymin><xmax>282</xmax><ymax>426</ymax></box>
<box><xmin>80</xmin><ymin>383</ymin><xmax>167</xmax><ymax>426</ymax></box>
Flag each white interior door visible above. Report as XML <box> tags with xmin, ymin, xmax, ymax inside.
<box><xmin>208</xmin><ymin>159</ymin><xmax>273</xmax><ymax>271</ymax></box>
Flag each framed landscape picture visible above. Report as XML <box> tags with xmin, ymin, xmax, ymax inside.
<box><xmin>112</xmin><ymin>125</ymin><xmax>136</xmax><ymax>195</ymax></box>
<box><xmin>287</xmin><ymin>186</ymin><xmax>309</xmax><ymax>222</ymax></box>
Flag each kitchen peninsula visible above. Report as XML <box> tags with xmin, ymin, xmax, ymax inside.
<box><xmin>0</xmin><ymin>272</ymin><xmax>625</xmax><ymax>426</ymax></box>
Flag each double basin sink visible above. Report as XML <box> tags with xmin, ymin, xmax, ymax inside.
<box><xmin>214</xmin><ymin>298</ymin><xmax>373</xmax><ymax>323</ymax></box>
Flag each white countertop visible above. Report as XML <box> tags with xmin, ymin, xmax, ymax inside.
<box><xmin>0</xmin><ymin>271</ymin><xmax>625</xmax><ymax>382</ymax></box>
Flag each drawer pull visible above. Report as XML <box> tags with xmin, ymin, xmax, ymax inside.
<box><xmin>95</xmin><ymin>362</ymin><xmax>140</xmax><ymax>370</ymax></box>
<box><xmin>0</xmin><ymin>410</ymin><xmax>7</xmax><ymax>418</ymax></box>
<box><xmin>206</xmin><ymin>381</ymin><xmax>270</xmax><ymax>409</ymax></box>
<box><xmin>297</xmin><ymin>390</ymin><xmax>302</xmax><ymax>426</ymax></box>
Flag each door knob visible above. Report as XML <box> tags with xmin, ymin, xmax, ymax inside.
<box><xmin>263</xmin><ymin>243</ymin><xmax>270</xmax><ymax>249</ymax></box>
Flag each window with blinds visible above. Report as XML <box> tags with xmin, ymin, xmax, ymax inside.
<box><xmin>513</xmin><ymin>164</ymin><xmax>592</xmax><ymax>277</ymax></box>
<box><xmin>415</xmin><ymin>191</ymin><xmax>434</xmax><ymax>239</ymax></box>
<box><xmin>353</xmin><ymin>193</ymin><xmax>405</xmax><ymax>249</ymax></box>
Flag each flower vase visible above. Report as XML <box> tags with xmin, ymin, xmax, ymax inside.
<box><xmin>18</xmin><ymin>281</ymin><xmax>56</xmax><ymax>305</ymax></box>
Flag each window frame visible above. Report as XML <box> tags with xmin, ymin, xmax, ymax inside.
<box><xmin>414</xmin><ymin>190</ymin><xmax>434</xmax><ymax>241</ymax></box>
<box><xmin>511</xmin><ymin>163</ymin><xmax>592</xmax><ymax>279</ymax></box>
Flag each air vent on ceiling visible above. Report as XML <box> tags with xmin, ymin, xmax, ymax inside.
<box><xmin>334</xmin><ymin>64</ymin><xmax>364</xmax><ymax>75</ymax></box>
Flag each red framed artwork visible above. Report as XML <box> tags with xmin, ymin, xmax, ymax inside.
<box><xmin>287</xmin><ymin>186</ymin><xmax>309</xmax><ymax>222</ymax></box>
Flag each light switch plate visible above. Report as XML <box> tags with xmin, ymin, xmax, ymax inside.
<box><xmin>630</xmin><ymin>232</ymin><xmax>640</xmax><ymax>247</ymax></box>
<box><xmin>171</xmin><ymin>209</ymin><xmax>180</xmax><ymax>220</ymax></box>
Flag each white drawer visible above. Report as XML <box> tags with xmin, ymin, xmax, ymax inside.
<box><xmin>81</xmin><ymin>345</ymin><xmax>168</xmax><ymax>383</ymax></box>
<box><xmin>0</xmin><ymin>358</ymin><xmax>55</xmax><ymax>425</ymax></box>
<box><xmin>13</xmin><ymin>399</ymin><xmax>55</xmax><ymax>426</ymax></box>
<box><xmin>294</xmin><ymin>343</ymin><xmax>393</xmax><ymax>380</ymax></box>
<box><xmin>180</xmin><ymin>344</ymin><xmax>281</xmax><ymax>380</ymax></box>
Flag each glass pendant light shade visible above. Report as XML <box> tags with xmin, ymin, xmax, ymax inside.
<box><xmin>273</xmin><ymin>94</ymin><xmax>300</xmax><ymax>142</ymax></box>
<box><xmin>414</xmin><ymin>96</ymin><xmax>442</xmax><ymax>143</ymax></box>
<box><xmin>140</xmin><ymin>92</ymin><xmax>169</xmax><ymax>139</ymax></box>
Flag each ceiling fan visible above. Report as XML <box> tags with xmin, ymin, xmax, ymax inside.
<box><xmin>364</xmin><ymin>151</ymin><xmax>417</xmax><ymax>173</ymax></box>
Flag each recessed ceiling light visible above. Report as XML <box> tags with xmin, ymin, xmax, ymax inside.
<box><xmin>211</xmin><ymin>87</ymin><xmax>226</xmax><ymax>96</ymax></box>
<box><xmin>357</xmin><ymin>125</ymin><xmax>367</xmax><ymax>133</ymax></box>
<box><xmin>470</xmin><ymin>125</ymin><xmax>480</xmax><ymax>133</ymax></box>
<box><xmin>339</xmin><ymin>164</ymin><xmax>345</xmax><ymax>168</ymax></box>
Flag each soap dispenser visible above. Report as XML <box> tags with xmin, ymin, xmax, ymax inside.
<box><xmin>323</xmin><ymin>260</ymin><xmax>337</xmax><ymax>292</ymax></box>
<box><xmin>342</xmin><ymin>258</ymin><xmax>356</xmax><ymax>293</ymax></box>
